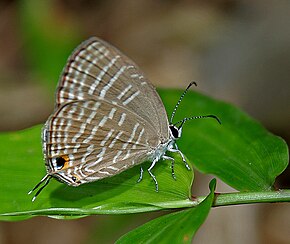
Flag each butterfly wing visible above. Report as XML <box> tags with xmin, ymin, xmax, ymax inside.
<box><xmin>43</xmin><ymin>37</ymin><xmax>169</xmax><ymax>185</ymax></box>
<box><xmin>43</xmin><ymin>99</ymin><xmax>156</xmax><ymax>185</ymax></box>
<box><xmin>56</xmin><ymin>37</ymin><xmax>169</xmax><ymax>139</ymax></box>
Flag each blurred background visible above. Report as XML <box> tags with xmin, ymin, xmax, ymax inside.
<box><xmin>0</xmin><ymin>0</ymin><xmax>290</xmax><ymax>243</ymax></box>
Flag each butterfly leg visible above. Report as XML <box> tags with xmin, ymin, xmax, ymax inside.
<box><xmin>174</xmin><ymin>143</ymin><xmax>179</xmax><ymax>150</ymax></box>
<box><xmin>148</xmin><ymin>159</ymin><xmax>159</xmax><ymax>192</ymax></box>
<box><xmin>137</xmin><ymin>167</ymin><xmax>144</xmax><ymax>183</ymax></box>
<box><xmin>163</xmin><ymin>155</ymin><xmax>176</xmax><ymax>180</ymax></box>
<box><xmin>168</xmin><ymin>146</ymin><xmax>191</xmax><ymax>170</ymax></box>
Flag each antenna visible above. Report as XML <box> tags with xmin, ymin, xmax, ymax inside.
<box><xmin>28</xmin><ymin>174</ymin><xmax>52</xmax><ymax>202</ymax></box>
<box><xmin>174</xmin><ymin>114</ymin><xmax>221</xmax><ymax>129</ymax></box>
<box><xmin>170</xmin><ymin>81</ymin><xmax>197</xmax><ymax>124</ymax></box>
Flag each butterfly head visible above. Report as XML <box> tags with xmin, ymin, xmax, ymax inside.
<box><xmin>169</xmin><ymin>124</ymin><xmax>182</xmax><ymax>140</ymax></box>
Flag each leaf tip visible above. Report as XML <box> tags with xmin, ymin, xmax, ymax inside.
<box><xmin>209</xmin><ymin>179</ymin><xmax>217</xmax><ymax>191</ymax></box>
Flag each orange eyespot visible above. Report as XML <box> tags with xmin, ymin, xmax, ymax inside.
<box><xmin>55</xmin><ymin>155</ymin><xmax>70</xmax><ymax>170</ymax></box>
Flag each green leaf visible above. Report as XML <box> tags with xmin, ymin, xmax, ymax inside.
<box><xmin>0</xmin><ymin>126</ymin><xmax>193</xmax><ymax>221</ymax></box>
<box><xmin>160</xmin><ymin>89</ymin><xmax>289</xmax><ymax>192</ymax></box>
<box><xmin>0</xmin><ymin>88</ymin><xmax>288</xmax><ymax>220</ymax></box>
<box><xmin>116</xmin><ymin>179</ymin><xmax>216</xmax><ymax>244</ymax></box>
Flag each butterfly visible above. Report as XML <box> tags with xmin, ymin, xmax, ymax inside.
<box><xmin>29</xmin><ymin>37</ymin><xmax>220</xmax><ymax>201</ymax></box>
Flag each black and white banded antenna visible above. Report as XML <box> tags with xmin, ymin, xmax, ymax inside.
<box><xmin>174</xmin><ymin>115</ymin><xmax>221</xmax><ymax>129</ymax></box>
<box><xmin>170</xmin><ymin>81</ymin><xmax>197</xmax><ymax>124</ymax></box>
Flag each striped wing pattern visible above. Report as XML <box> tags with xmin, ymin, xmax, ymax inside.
<box><xmin>43</xmin><ymin>37</ymin><xmax>169</xmax><ymax>186</ymax></box>
<box><xmin>57</xmin><ymin>37</ymin><xmax>168</xmax><ymax>137</ymax></box>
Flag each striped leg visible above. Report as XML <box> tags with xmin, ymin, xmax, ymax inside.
<box><xmin>163</xmin><ymin>155</ymin><xmax>176</xmax><ymax>180</ymax></box>
<box><xmin>168</xmin><ymin>146</ymin><xmax>191</xmax><ymax>170</ymax></box>
<box><xmin>137</xmin><ymin>167</ymin><xmax>144</xmax><ymax>183</ymax></box>
<box><xmin>148</xmin><ymin>158</ymin><xmax>159</xmax><ymax>192</ymax></box>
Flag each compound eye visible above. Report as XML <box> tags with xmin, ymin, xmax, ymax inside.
<box><xmin>169</xmin><ymin>125</ymin><xmax>179</xmax><ymax>139</ymax></box>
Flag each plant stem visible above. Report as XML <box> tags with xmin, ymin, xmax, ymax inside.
<box><xmin>190</xmin><ymin>189</ymin><xmax>290</xmax><ymax>207</ymax></box>
<box><xmin>2</xmin><ymin>190</ymin><xmax>290</xmax><ymax>219</ymax></box>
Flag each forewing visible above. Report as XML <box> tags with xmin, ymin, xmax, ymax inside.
<box><xmin>43</xmin><ymin>99</ymin><xmax>159</xmax><ymax>185</ymax></box>
<box><xmin>56</xmin><ymin>37</ymin><xmax>169</xmax><ymax>139</ymax></box>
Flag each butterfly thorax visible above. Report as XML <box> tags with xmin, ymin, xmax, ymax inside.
<box><xmin>147</xmin><ymin>138</ymin><xmax>175</xmax><ymax>162</ymax></box>
<box><xmin>148</xmin><ymin>124</ymin><xmax>181</xmax><ymax>163</ymax></box>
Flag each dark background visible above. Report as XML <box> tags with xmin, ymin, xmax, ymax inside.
<box><xmin>0</xmin><ymin>0</ymin><xmax>289</xmax><ymax>243</ymax></box>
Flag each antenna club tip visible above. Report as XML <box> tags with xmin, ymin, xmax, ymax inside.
<box><xmin>32</xmin><ymin>197</ymin><xmax>36</xmax><ymax>202</ymax></box>
<box><xmin>206</xmin><ymin>115</ymin><xmax>221</xmax><ymax>124</ymax></box>
<box><xmin>28</xmin><ymin>190</ymin><xmax>32</xmax><ymax>195</ymax></box>
<box><xmin>188</xmin><ymin>81</ymin><xmax>197</xmax><ymax>88</ymax></box>
<box><xmin>192</xmin><ymin>81</ymin><xmax>197</xmax><ymax>86</ymax></box>
<box><xmin>214</xmin><ymin>116</ymin><xmax>222</xmax><ymax>125</ymax></box>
